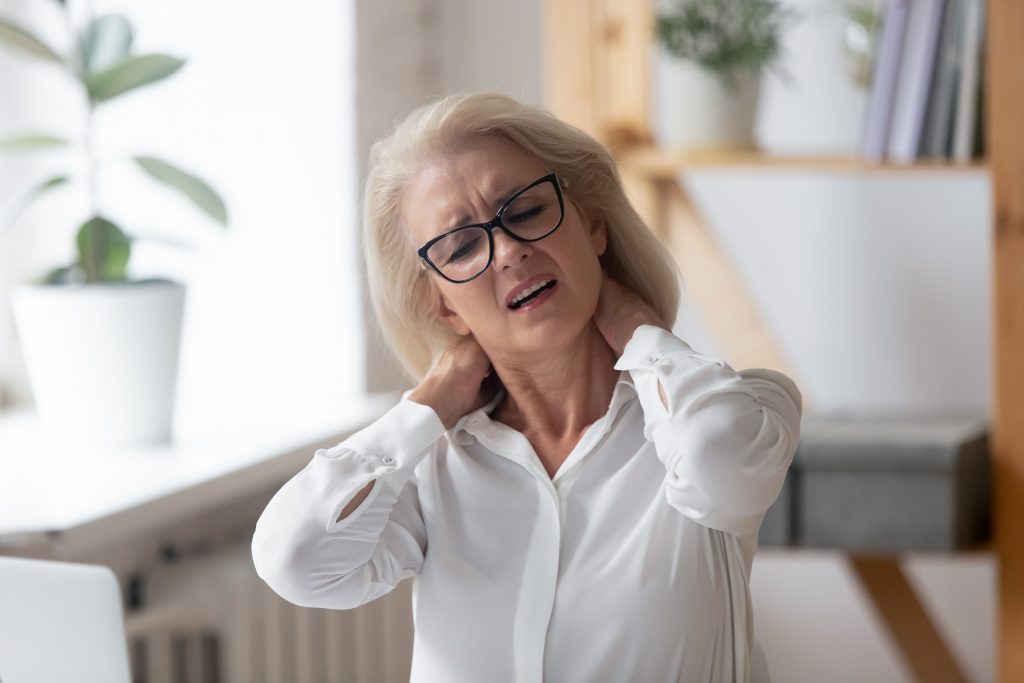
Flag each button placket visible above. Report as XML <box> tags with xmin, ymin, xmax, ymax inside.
<box><xmin>512</xmin><ymin>478</ymin><xmax>562</xmax><ymax>683</ymax></box>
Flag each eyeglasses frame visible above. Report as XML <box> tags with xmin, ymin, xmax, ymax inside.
<box><xmin>416</xmin><ymin>172</ymin><xmax>566</xmax><ymax>284</ymax></box>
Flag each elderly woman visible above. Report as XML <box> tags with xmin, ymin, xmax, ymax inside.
<box><xmin>252</xmin><ymin>92</ymin><xmax>802</xmax><ymax>682</ymax></box>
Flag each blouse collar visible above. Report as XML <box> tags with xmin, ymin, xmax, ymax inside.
<box><xmin>451</xmin><ymin>369</ymin><xmax>637</xmax><ymax>438</ymax></box>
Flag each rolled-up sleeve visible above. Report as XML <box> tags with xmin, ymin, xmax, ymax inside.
<box><xmin>251</xmin><ymin>397</ymin><xmax>446</xmax><ymax>609</ymax></box>
<box><xmin>614</xmin><ymin>324</ymin><xmax>802</xmax><ymax>536</ymax></box>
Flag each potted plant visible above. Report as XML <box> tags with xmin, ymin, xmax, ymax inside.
<box><xmin>0</xmin><ymin>7</ymin><xmax>227</xmax><ymax>448</ymax></box>
<box><xmin>653</xmin><ymin>0</ymin><xmax>798</xmax><ymax>150</ymax></box>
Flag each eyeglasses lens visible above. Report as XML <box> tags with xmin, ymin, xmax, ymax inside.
<box><xmin>426</xmin><ymin>180</ymin><xmax>562</xmax><ymax>282</ymax></box>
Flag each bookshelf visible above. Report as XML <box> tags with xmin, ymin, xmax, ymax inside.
<box><xmin>615</xmin><ymin>146</ymin><xmax>989</xmax><ymax>177</ymax></box>
<box><xmin>545</xmin><ymin>0</ymin><xmax>1020</xmax><ymax>681</ymax></box>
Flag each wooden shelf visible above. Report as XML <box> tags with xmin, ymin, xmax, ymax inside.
<box><xmin>614</xmin><ymin>146</ymin><xmax>989</xmax><ymax>177</ymax></box>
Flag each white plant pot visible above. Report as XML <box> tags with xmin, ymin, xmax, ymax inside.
<box><xmin>655</xmin><ymin>58</ymin><xmax>763</xmax><ymax>150</ymax></box>
<box><xmin>10</xmin><ymin>279</ymin><xmax>186</xmax><ymax>450</ymax></box>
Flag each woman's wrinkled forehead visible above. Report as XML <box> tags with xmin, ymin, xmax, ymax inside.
<box><xmin>401</xmin><ymin>138</ymin><xmax>547</xmax><ymax>243</ymax></box>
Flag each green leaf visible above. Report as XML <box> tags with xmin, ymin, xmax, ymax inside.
<box><xmin>653</xmin><ymin>0</ymin><xmax>797</xmax><ymax>72</ymax></box>
<box><xmin>76</xmin><ymin>216</ymin><xmax>132</xmax><ymax>283</ymax></box>
<box><xmin>0</xmin><ymin>133</ymin><xmax>69</xmax><ymax>151</ymax></box>
<box><xmin>1</xmin><ymin>174</ymin><xmax>71</xmax><ymax>235</ymax></box>
<box><xmin>80</xmin><ymin>14</ymin><xmax>133</xmax><ymax>76</ymax></box>
<box><xmin>86</xmin><ymin>53</ymin><xmax>185</xmax><ymax>102</ymax></box>
<box><xmin>134</xmin><ymin>156</ymin><xmax>228</xmax><ymax>225</ymax></box>
<box><xmin>0</xmin><ymin>18</ymin><xmax>64</xmax><ymax>64</ymax></box>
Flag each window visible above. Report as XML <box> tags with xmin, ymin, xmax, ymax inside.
<box><xmin>0</xmin><ymin>0</ymin><xmax>362</xmax><ymax>432</ymax></box>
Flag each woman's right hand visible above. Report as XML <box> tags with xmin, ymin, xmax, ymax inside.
<box><xmin>407</xmin><ymin>334</ymin><xmax>500</xmax><ymax>430</ymax></box>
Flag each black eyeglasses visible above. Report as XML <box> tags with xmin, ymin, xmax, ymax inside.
<box><xmin>416</xmin><ymin>172</ymin><xmax>565</xmax><ymax>284</ymax></box>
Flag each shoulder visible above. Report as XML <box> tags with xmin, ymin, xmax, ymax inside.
<box><xmin>737</xmin><ymin>368</ymin><xmax>803</xmax><ymax>415</ymax></box>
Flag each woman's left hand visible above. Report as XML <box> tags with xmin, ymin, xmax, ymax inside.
<box><xmin>593</xmin><ymin>273</ymin><xmax>667</xmax><ymax>357</ymax></box>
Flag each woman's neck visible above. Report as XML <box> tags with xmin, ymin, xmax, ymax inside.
<box><xmin>488</xmin><ymin>321</ymin><xmax>620</xmax><ymax>441</ymax></box>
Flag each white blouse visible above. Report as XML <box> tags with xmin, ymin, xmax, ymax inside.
<box><xmin>251</xmin><ymin>324</ymin><xmax>802</xmax><ymax>683</ymax></box>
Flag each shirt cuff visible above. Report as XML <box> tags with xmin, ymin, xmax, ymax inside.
<box><xmin>310</xmin><ymin>397</ymin><xmax>446</xmax><ymax>531</ymax></box>
<box><xmin>330</xmin><ymin>397</ymin><xmax>446</xmax><ymax>470</ymax></box>
<box><xmin>614</xmin><ymin>324</ymin><xmax>724</xmax><ymax>372</ymax></box>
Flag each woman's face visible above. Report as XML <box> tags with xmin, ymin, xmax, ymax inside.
<box><xmin>403</xmin><ymin>137</ymin><xmax>607</xmax><ymax>360</ymax></box>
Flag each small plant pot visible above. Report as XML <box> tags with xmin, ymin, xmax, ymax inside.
<box><xmin>10</xmin><ymin>279</ymin><xmax>186</xmax><ymax>450</ymax></box>
<box><xmin>654</xmin><ymin>58</ymin><xmax>763</xmax><ymax>150</ymax></box>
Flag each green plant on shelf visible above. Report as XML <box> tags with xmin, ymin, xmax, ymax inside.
<box><xmin>0</xmin><ymin>2</ymin><xmax>227</xmax><ymax>285</ymax></box>
<box><xmin>654</xmin><ymin>0</ymin><xmax>799</xmax><ymax>90</ymax></box>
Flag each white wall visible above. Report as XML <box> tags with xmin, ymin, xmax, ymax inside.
<box><xmin>437</xmin><ymin>0</ymin><xmax>544</xmax><ymax>105</ymax></box>
<box><xmin>679</xmin><ymin>169</ymin><xmax>991</xmax><ymax>417</ymax></box>
<box><xmin>0</xmin><ymin>0</ymin><xmax>362</xmax><ymax>437</ymax></box>
<box><xmin>355</xmin><ymin>0</ymin><xmax>443</xmax><ymax>394</ymax></box>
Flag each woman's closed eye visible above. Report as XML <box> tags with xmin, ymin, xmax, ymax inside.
<box><xmin>507</xmin><ymin>205</ymin><xmax>544</xmax><ymax>224</ymax></box>
<box><xmin>448</xmin><ymin>235</ymin><xmax>484</xmax><ymax>263</ymax></box>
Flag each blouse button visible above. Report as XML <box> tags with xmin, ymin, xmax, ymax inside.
<box><xmin>648</xmin><ymin>354</ymin><xmax>661</xmax><ymax>363</ymax></box>
<box><xmin>382</xmin><ymin>455</ymin><xmax>395</xmax><ymax>465</ymax></box>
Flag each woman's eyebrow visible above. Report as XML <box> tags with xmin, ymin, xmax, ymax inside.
<box><xmin>447</xmin><ymin>182</ymin><xmax>524</xmax><ymax>229</ymax></box>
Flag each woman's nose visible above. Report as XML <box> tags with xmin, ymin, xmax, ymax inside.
<box><xmin>491</xmin><ymin>227</ymin><xmax>531</xmax><ymax>270</ymax></box>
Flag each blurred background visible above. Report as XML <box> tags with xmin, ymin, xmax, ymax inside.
<box><xmin>0</xmin><ymin>0</ymin><xmax>1005</xmax><ymax>681</ymax></box>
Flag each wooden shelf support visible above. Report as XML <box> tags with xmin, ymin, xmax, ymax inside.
<box><xmin>987</xmin><ymin>0</ymin><xmax>1024</xmax><ymax>680</ymax></box>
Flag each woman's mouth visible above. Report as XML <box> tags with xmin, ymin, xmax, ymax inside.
<box><xmin>508</xmin><ymin>280</ymin><xmax>557</xmax><ymax>313</ymax></box>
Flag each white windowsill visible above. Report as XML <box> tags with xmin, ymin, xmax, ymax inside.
<box><xmin>0</xmin><ymin>392</ymin><xmax>398</xmax><ymax>549</ymax></box>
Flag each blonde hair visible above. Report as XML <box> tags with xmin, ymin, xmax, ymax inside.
<box><xmin>362</xmin><ymin>92</ymin><xmax>682</xmax><ymax>382</ymax></box>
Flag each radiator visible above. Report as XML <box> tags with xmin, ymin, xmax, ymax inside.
<box><xmin>123</xmin><ymin>543</ymin><xmax>415</xmax><ymax>683</ymax></box>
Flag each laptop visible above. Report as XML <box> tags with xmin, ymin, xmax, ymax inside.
<box><xmin>0</xmin><ymin>555</ymin><xmax>131</xmax><ymax>683</ymax></box>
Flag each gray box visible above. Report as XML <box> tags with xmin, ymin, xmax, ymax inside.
<box><xmin>758</xmin><ymin>473</ymin><xmax>793</xmax><ymax>546</ymax></box>
<box><xmin>793</xmin><ymin>413</ymin><xmax>991</xmax><ymax>552</ymax></box>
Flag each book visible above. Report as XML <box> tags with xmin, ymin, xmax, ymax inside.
<box><xmin>862</xmin><ymin>0</ymin><xmax>911</xmax><ymax>162</ymax></box>
<box><xmin>952</xmin><ymin>0</ymin><xmax>986</xmax><ymax>162</ymax></box>
<box><xmin>919</xmin><ymin>0</ymin><xmax>964</xmax><ymax>158</ymax></box>
<box><xmin>887</xmin><ymin>0</ymin><xmax>947</xmax><ymax>163</ymax></box>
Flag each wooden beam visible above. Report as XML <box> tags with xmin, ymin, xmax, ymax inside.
<box><xmin>544</xmin><ymin>0</ymin><xmax>601</xmax><ymax>140</ymax></box>
<box><xmin>987</xmin><ymin>0</ymin><xmax>1024</xmax><ymax>680</ymax></box>
<box><xmin>848</xmin><ymin>555</ymin><xmax>968</xmax><ymax>683</ymax></box>
<box><xmin>544</xmin><ymin>0</ymin><xmax>651</xmax><ymax>148</ymax></box>
<box><xmin>593</xmin><ymin>0</ymin><xmax>652</xmax><ymax>149</ymax></box>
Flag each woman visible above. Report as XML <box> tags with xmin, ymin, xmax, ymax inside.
<box><xmin>251</xmin><ymin>92</ymin><xmax>802</xmax><ymax>682</ymax></box>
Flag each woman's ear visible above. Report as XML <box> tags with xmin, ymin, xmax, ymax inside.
<box><xmin>436</xmin><ymin>288</ymin><xmax>471</xmax><ymax>336</ymax></box>
<box><xmin>590</xmin><ymin>219</ymin><xmax>607</xmax><ymax>257</ymax></box>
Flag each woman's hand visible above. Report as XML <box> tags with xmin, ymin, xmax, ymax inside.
<box><xmin>407</xmin><ymin>334</ymin><xmax>501</xmax><ymax>430</ymax></box>
<box><xmin>593</xmin><ymin>273</ymin><xmax>666</xmax><ymax>358</ymax></box>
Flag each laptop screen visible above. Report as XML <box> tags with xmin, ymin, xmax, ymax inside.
<box><xmin>0</xmin><ymin>556</ymin><xmax>131</xmax><ymax>683</ymax></box>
